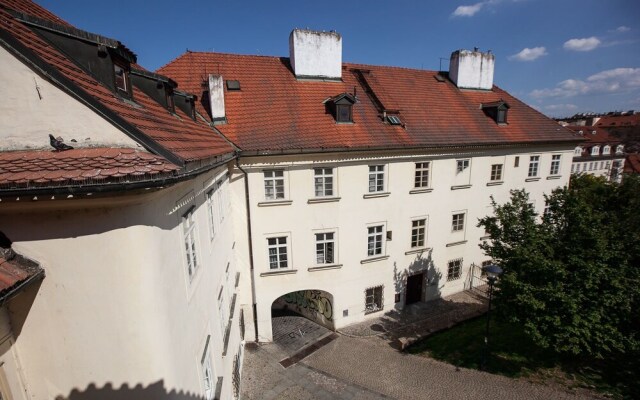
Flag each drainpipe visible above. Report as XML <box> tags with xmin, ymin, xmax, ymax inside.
<box><xmin>235</xmin><ymin>159</ymin><xmax>259</xmax><ymax>342</ymax></box>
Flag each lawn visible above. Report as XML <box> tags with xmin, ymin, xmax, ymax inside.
<box><xmin>406</xmin><ymin>316</ymin><xmax>639</xmax><ymax>399</ymax></box>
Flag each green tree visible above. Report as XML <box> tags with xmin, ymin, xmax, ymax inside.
<box><xmin>478</xmin><ymin>174</ymin><xmax>640</xmax><ymax>358</ymax></box>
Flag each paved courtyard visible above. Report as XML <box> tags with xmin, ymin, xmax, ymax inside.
<box><xmin>240</xmin><ymin>290</ymin><xmax>600</xmax><ymax>400</ymax></box>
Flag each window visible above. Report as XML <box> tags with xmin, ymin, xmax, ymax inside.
<box><xmin>528</xmin><ymin>155</ymin><xmax>540</xmax><ymax>177</ymax></box>
<box><xmin>576</xmin><ymin>163</ymin><xmax>581</xmax><ymax>172</ymax></box>
<box><xmin>514</xmin><ymin>156</ymin><xmax>520</xmax><ymax>167</ymax></box>
<box><xmin>114</xmin><ymin>63</ymin><xmax>128</xmax><ymax>93</ymax></box>
<box><xmin>182</xmin><ymin>207</ymin><xmax>198</xmax><ymax>279</ymax></box>
<box><xmin>267</xmin><ymin>237</ymin><xmax>288</xmax><ymax>269</ymax></box>
<box><xmin>314</xmin><ymin>168</ymin><xmax>334</xmax><ymax>197</ymax></box>
<box><xmin>550</xmin><ymin>154</ymin><xmax>561</xmax><ymax>175</ymax></box>
<box><xmin>574</xmin><ymin>147</ymin><xmax>582</xmax><ymax>156</ymax></box>
<box><xmin>336</xmin><ymin>104</ymin><xmax>352</xmax><ymax>123</ymax></box>
<box><xmin>315</xmin><ymin>232</ymin><xmax>335</xmax><ymax>264</ymax></box>
<box><xmin>490</xmin><ymin>164</ymin><xmax>503</xmax><ymax>181</ymax></box>
<box><xmin>365</xmin><ymin>286</ymin><xmax>383</xmax><ymax>314</ymax></box>
<box><xmin>218</xmin><ymin>287</ymin><xmax>228</xmax><ymax>336</ymax></box>
<box><xmin>497</xmin><ymin>108</ymin><xmax>507</xmax><ymax>123</ymax></box>
<box><xmin>605</xmin><ymin>161</ymin><xmax>611</xmax><ymax>169</ymax></box>
<box><xmin>603</xmin><ymin>145</ymin><xmax>611</xmax><ymax>155</ymax></box>
<box><xmin>367</xmin><ymin>225</ymin><xmax>384</xmax><ymax>256</ymax></box>
<box><xmin>264</xmin><ymin>170</ymin><xmax>285</xmax><ymax>200</ymax></box>
<box><xmin>571</xmin><ymin>164</ymin><xmax>575</xmax><ymax>173</ymax></box>
<box><xmin>216</xmin><ymin>180</ymin><xmax>225</xmax><ymax>223</ymax></box>
<box><xmin>591</xmin><ymin>146</ymin><xmax>600</xmax><ymax>156</ymax></box>
<box><xmin>447</xmin><ymin>258</ymin><xmax>463</xmax><ymax>281</ymax></box>
<box><xmin>206</xmin><ymin>189</ymin><xmax>216</xmax><ymax>240</ymax></box>
<box><xmin>411</xmin><ymin>219</ymin><xmax>426</xmax><ymax>249</ymax></box>
<box><xmin>414</xmin><ymin>162</ymin><xmax>430</xmax><ymax>188</ymax></box>
<box><xmin>456</xmin><ymin>159</ymin><xmax>470</xmax><ymax>174</ymax></box>
<box><xmin>616</xmin><ymin>145</ymin><xmax>624</xmax><ymax>155</ymax></box>
<box><xmin>589</xmin><ymin>162</ymin><xmax>594</xmax><ymax>171</ymax></box>
<box><xmin>166</xmin><ymin>89</ymin><xmax>175</xmax><ymax>113</ymax></box>
<box><xmin>451</xmin><ymin>213</ymin><xmax>465</xmax><ymax>232</ymax></box>
<box><xmin>201</xmin><ymin>337</ymin><xmax>215</xmax><ymax>400</ymax></box>
<box><xmin>368</xmin><ymin>165</ymin><xmax>385</xmax><ymax>193</ymax></box>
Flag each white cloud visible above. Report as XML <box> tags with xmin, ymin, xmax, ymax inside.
<box><xmin>508</xmin><ymin>47</ymin><xmax>547</xmax><ymax>61</ymax></box>
<box><xmin>452</xmin><ymin>3</ymin><xmax>484</xmax><ymax>17</ymax></box>
<box><xmin>615</xmin><ymin>26</ymin><xmax>630</xmax><ymax>33</ymax></box>
<box><xmin>563</xmin><ymin>37</ymin><xmax>601</xmax><ymax>52</ymax></box>
<box><xmin>530</xmin><ymin>67</ymin><xmax>640</xmax><ymax>99</ymax></box>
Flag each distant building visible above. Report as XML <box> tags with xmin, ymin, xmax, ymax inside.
<box><xmin>565</xmin><ymin>126</ymin><xmax>626</xmax><ymax>182</ymax></box>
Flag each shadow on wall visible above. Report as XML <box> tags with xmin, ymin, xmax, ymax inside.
<box><xmin>56</xmin><ymin>380</ymin><xmax>204</xmax><ymax>400</ymax></box>
<box><xmin>393</xmin><ymin>249</ymin><xmax>442</xmax><ymax>306</ymax></box>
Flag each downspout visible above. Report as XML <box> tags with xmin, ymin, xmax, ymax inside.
<box><xmin>235</xmin><ymin>159</ymin><xmax>259</xmax><ymax>342</ymax></box>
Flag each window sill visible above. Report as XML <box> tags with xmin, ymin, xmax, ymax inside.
<box><xmin>405</xmin><ymin>247</ymin><xmax>432</xmax><ymax>255</ymax></box>
<box><xmin>257</xmin><ymin>200</ymin><xmax>293</xmax><ymax>207</ymax></box>
<box><xmin>360</xmin><ymin>255</ymin><xmax>389</xmax><ymax>264</ymax></box>
<box><xmin>260</xmin><ymin>269</ymin><xmax>298</xmax><ymax>277</ymax></box>
<box><xmin>409</xmin><ymin>188</ymin><xmax>433</xmax><ymax>194</ymax></box>
<box><xmin>364</xmin><ymin>307</ymin><xmax>384</xmax><ymax>315</ymax></box>
<box><xmin>363</xmin><ymin>192</ymin><xmax>390</xmax><ymax>199</ymax></box>
<box><xmin>308</xmin><ymin>264</ymin><xmax>343</xmax><ymax>272</ymax></box>
<box><xmin>486</xmin><ymin>181</ymin><xmax>503</xmax><ymax>186</ymax></box>
<box><xmin>446</xmin><ymin>240</ymin><xmax>468</xmax><ymax>247</ymax></box>
<box><xmin>525</xmin><ymin>177</ymin><xmax>541</xmax><ymax>182</ymax></box>
<box><xmin>308</xmin><ymin>196</ymin><xmax>341</xmax><ymax>204</ymax></box>
<box><xmin>451</xmin><ymin>184</ymin><xmax>472</xmax><ymax>190</ymax></box>
<box><xmin>546</xmin><ymin>175</ymin><xmax>562</xmax><ymax>180</ymax></box>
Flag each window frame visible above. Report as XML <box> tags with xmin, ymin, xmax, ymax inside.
<box><xmin>591</xmin><ymin>146</ymin><xmax>600</xmax><ymax>156</ymax></box>
<box><xmin>410</xmin><ymin>218</ymin><xmax>427</xmax><ymax>249</ymax></box>
<box><xmin>182</xmin><ymin>207</ymin><xmax>199</xmax><ymax>280</ymax></box>
<box><xmin>315</xmin><ymin>231</ymin><xmax>336</xmax><ymax>265</ymax></box>
<box><xmin>414</xmin><ymin>162</ymin><xmax>431</xmax><ymax>188</ymax></box>
<box><xmin>549</xmin><ymin>154</ymin><xmax>562</xmax><ymax>175</ymax></box>
<box><xmin>113</xmin><ymin>61</ymin><xmax>130</xmax><ymax>96</ymax></box>
<box><xmin>368</xmin><ymin>165</ymin><xmax>385</xmax><ymax>193</ymax></box>
<box><xmin>616</xmin><ymin>145</ymin><xmax>624</xmax><ymax>155</ymax></box>
<box><xmin>447</xmin><ymin>258</ymin><xmax>463</xmax><ymax>281</ymax></box>
<box><xmin>603</xmin><ymin>145</ymin><xmax>611</xmax><ymax>155</ymax></box>
<box><xmin>206</xmin><ymin>188</ymin><xmax>217</xmax><ymax>241</ymax></box>
<box><xmin>490</xmin><ymin>164</ymin><xmax>503</xmax><ymax>181</ymax></box>
<box><xmin>574</xmin><ymin>147</ymin><xmax>582</xmax><ymax>156</ymax></box>
<box><xmin>365</xmin><ymin>285</ymin><xmax>384</xmax><ymax>314</ymax></box>
<box><xmin>267</xmin><ymin>236</ymin><xmax>290</xmax><ymax>270</ymax></box>
<box><xmin>314</xmin><ymin>167</ymin><xmax>335</xmax><ymax>198</ymax></box>
<box><xmin>528</xmin><ymin>155</ymin><xmax>540</xmax><ymax>177</ymax></box>
<box><xmin>336</xmin><ymin>104</ymin><xmax>353</xmax><ymax>123</ymax></box>
<box><xmin>456</xmin><ymin>159</ymin><xmax>470</xmax><ymax>174</ymax></box>
<box><xmin>451</xmin><ymin>212</ymin><xmax>465</xmax><ymax>233</ymax></box>
<box><xmin>367</xmin><ymin>224</ymin><xmax>385</xmax><ymax>257</ymax></box>
<box><xmin>263</xmin><ymin>169</ymin><xmax>285</xmax><ymax>201</ymax></box>
<box><xmin>201</xmin><ymin>337</ymin><xmax>216</xmax><ymax>400</ymax></box>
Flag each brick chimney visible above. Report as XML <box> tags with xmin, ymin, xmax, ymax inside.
<box><xmin>449</xmin><ymin>49</ymin><xmax>495</xmax><ymax>90</ymax></box>
<box><xmin>289</xmin><ymin>29</ymin><xmax>342</xmax><ymax>80</ymax></box>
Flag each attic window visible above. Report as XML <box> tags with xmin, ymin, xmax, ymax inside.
<box><xmin>481</xmin><ymin>100</ymin><xmax>510</xmax><ymax>125</ymax></box>
<box><xmin>226</xmin><ymin>80</ymin><xmax>241</xmax><ymax>91</ymax></box>
<box><xmin>166</xmin><ymin>89</ymin><xmax>175</xmax><ymax>113</ymax></box>
<box><xmin>337</xmin><ymin>104</ymin><xmax>352</xmax><ymax>123</ymax></box>
<box><xmin>387</xmin><ymin>115</ymin><xmax>402</xmax><ymax>125</ymax></box>
<box><xmin>114</xmin><ymin>63</ymin><xmax>129</xmax><ymax>94</ymax></box>
<box><xmin>326</xmin><ymin>93</ymin><xmax>356</xmax><ymax>124</ymax></box>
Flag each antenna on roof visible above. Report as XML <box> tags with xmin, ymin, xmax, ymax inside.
<box><xmin>439</xmin><ymin>57</ymin><xmax>448</xmax><ymax>72</ymax></box>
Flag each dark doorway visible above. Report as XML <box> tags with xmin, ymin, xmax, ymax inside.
<box><xmin>406</xmin><ymin>273</ymin><xmax>424</xmax><ymax>304</ymax></box>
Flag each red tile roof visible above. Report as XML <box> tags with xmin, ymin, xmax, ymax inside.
<box><xmin>0</xmin><ymin>148</ymin><xmax>179</xmax><ymax>189</ymax></box>
<box><xmin>158</xmin><ymin>52</ymin><xmax>577</xmax><ymax>152</ymax></box>
<box><xmin>625</xmin><ymin>153</ymin><xmax>640</xmax><ymax>174</ymax></box>
<box><xmin>0</xmin><ymin>0</ymin><xmax>234</xmax><ymax>164</ymax></box>
<box><xmin>0</xmin><ymin>251</ymin><xmax>44</xmax><ymax>301</ymax></box>
<box><xmin>564</xmin><ymin>126</ymin><xmax>622</xmax><ymax>145</ymax></box>
<box><xmin>595</xmin><ymin>114</ymin><xmax>640</xmax><ymax>128</ymax></box>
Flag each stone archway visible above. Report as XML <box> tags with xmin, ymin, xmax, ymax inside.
<box><xmin>271</xmin><ymin>289</ymin><xmax>335</xmax><ymax>331</ymax></box>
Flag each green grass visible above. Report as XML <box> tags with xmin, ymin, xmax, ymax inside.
<box><xmin>407</xmin><ymin>316</ymin><xmax>639</xmax><ymax>399</ymax></box>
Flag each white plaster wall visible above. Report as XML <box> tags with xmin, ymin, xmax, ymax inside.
<box><xmin>289</xmin><ymin>29</ymin><xmax>342</xmax><ymax>79</ymax></box>
<box><xmin>239</xmin><ymin>146</ymin><xmax>574</xmax><ymax>341</ymax></box>
<box><xmin>571</xmin><ymin>156</ymin><xmax>625</xmax><ymax>181</ymax></box>
<box><xmin>449</xmin><ymin>50</ymin><xmax>495</xmax><ymax>90</ymax></box>
<box><xmin>0</xmin><ymin>165</ymin><xmax>242</xmax><ymax>399</ymax></box>
<box><xmin>208</xmin><ymin>75</ymin><xmax>226</xmax><ymax>120</ymax></box>
<box><xmin>0</xmin><ymin>47</ymin><xmax>140</xmax><ymax>151</ymax></box>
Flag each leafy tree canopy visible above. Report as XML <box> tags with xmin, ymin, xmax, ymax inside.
<box><xmin>478</xmin><ymin>174</ymin><xmax>640</xmax><ymax>358</ymax></box>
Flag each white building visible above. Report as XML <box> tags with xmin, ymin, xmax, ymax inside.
<box><xmin>565</xmin><ymin>126</ymin><xmax>626</xmax><ymax>182</ymax></box>
<box><xmin>159</xmin><ymin>29</ymin><xmax>580</xmax><ymax>342</ymax></box>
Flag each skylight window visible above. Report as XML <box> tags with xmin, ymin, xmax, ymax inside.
<box><xmin>226</xmin><ymin>80</ymin><xmax>241</xmax><ymax>91</ymax></box>
<box><xmin>387</xmin><ymin>115</ymin><xmax>402</xmax><ymax>125</ymax></box>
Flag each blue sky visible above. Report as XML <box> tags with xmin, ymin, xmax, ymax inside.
<box><xmin>38</xmin><ymin>0</ymin><xmax>640</xmax><ymax>118</ymax></box>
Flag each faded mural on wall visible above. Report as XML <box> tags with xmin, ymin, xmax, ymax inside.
<box><xmin>272</xmin><ymin>290</ymin><xmax>334</xmax><ymax>330</ymax></box>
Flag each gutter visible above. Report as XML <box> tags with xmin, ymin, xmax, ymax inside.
<box><xmin>235</xmin><ymin>159</ymin><xmax>259</xmax><ymax>343</ymax></box>
<box><xmin>0</xmin><ymin>268</ymin><xmax>45</xmax><ymax>308</ymax></box>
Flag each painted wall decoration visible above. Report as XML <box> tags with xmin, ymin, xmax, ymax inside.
<box><xmin>273</xmin><ymin>289</ymin><xmax>334</xmax><ymax>330</ymax></box>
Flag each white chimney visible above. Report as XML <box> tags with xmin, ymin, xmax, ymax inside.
<box><xmin>208</xmin><ymin>74</ymin><xmax>225</xmax><ymax>122</ymax></box>
<box><xmin>449</xmin><ymin>49</ymin><xmax>495</xmax><ymax>90</ymax></box>
<box><xmin>289</xmin><ymin>29</ymin><xmax>342</xmax><ymax>80</ymax></box>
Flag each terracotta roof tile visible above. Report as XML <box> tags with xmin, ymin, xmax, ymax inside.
<box><xmin>0</xmin><ymin>148</ymin><xmax>179</xmax><ymax>189</ymax></box>
<box><xmin>565</xmin><ymin>126</ymin><xmax>622</xmax><ymax>145</ymax></box>
<box><xmin>158</xmin><ymin>52</ymin><xmax>577</xmax><ymax>152</ymax></box>
<box><xmin>0</xmin><ymin>251</ymin><xmax>44</xmax><ymax>301</ymax></box>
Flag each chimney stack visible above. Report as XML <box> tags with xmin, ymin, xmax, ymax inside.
<box><xmin>449</xmin><ymin>49</ymin><xmax>495</xmax><ymax>90</ymax></box>
<box><xmin>289</xmin><ymin>29</ymin><xmax>342</xmax><ymax>80</ymax></box>
<box><xmin>208</xmin><ymin>74</ymin><xmax>225</xmax><ymax>122</ymax></box>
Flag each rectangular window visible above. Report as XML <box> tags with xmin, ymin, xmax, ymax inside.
<box><xmin>264</xmin><ymin>170</ymin><xmax>285</xmax><ymax>200</ymax></box>
<box><xmin>411</xmin><ymin>219</ymin><xmax>426</xmax><ymax>248</ymax></box>
<box><xmin>451</xmin><ymin>213</ymin><xmax>465</xmax><ymax>232</ymax></box>
<box><xmin>216</xmin><ymin>180</ymin><xmax>224</xmax><ymax>223</ymax></box>
<box><xmin>514</xmin><ymin>156</ymin><xmax>520</xmax><ymax>167</ymax></box>
<box><xmin>314</xmin><ymin>168</ymin><xmax>334</xmax><ymax>197</ymax></box>
<box><xmin>217</xmin><ymin>287</ymin><xmax>227</xmax><ymax>339</ymax></box>
<box><xmin>571</xmin><ymin>164</ymin><xmax>575</xmax><ymax>173</ymax></box>
<box><xmin>365</xmin><ymin>286</ymin><xmax>383</xmax><ymax>314</ymax></box>
<box><xmin>528</xmin><ymin>155</ymin><xmax>540</xmax><ymax>177</ymax></box>
<box><xmin>603</xmin><ymin>146</ymin><xmax>611</xmax><ymax>155</ymax></box>
<box><xmin>456</xmin><ymin>159</ymin><xmax>470</xmax><ymax>174</ymax></box>
<box><xmin>447</xmin><ymin>258</ymin><xmax>463</xmax><ymax>281</ymax></box>
<box><xmin>336</xmin><ymin>104</ymin><xmax>352</xmax><ymax>123</ymax></box>
<box><xmin>367</xmin><ymin>225</ymin><xmax>384</xmax><ymax>256</ymax></box>
<box><xmin>201</xmin><ymin>337</ymin><xmax>215</xmax><ymax>400</ymax></box>
<box><xmin>414</xmin><ymin>162</ymin><xmax>430</xmax><ymax>188</ymax></box>
<box><xmin>368</xmin><ymin>165</ymin><xmax>385</xmax><ymax>193</ymax></box>
<box><xmin>206</xmin><ymin>189</ymin><xmax>216</xmax><ymax>240</ymax></box>
<box><xmin>182</xmin><ymin>207</ymin><xmax>198</xmax><ymax>279</ymax></box>
<box><xmin>267</xmin><ymin>237</ymin><xmax>288</xmax><ymax>269</ymax></box>
<box><xmin>550</xmin><ymin>154</ymin><xmax>561</xmax><ymax>175</ymax></box>
<box><xmin>490</xmin><ymin>164</ymin><xmax>503</xmax><ymax>181</ymax></box>
<box><xmin>576</xmin><ymin>163</ymin><xmax>581</xmax><ymax>172</ymax></box>
<box><xmin>114</xmin><ymin>63</ymin><xmax>128</xmax><ymax>93</ymax></box>
<box><xmin>315</xmin><ymin>232</ymin><xmax>335</xmax><ymax>264</ymax></box>
<box><xmin>589</xmin><ymin>162</ymin><xmax>594</xmax><ymax>171</ymax></box>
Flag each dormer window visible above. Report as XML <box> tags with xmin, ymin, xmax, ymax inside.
<box><xmin>591</xmin><ymin>146</ymin><xmax>600</xmax><ymax>156</ymax></box>
<box><xmin>603</xmin><ymin>145</ymin><xmax>611</xmax><ymax>155</ymax></box>
<box><xmin>325</xmin><ymin>93</ymin><xmax>356</xmax><ymax>124</ymax></box>
<box><xmin>616</xmin><ymin>145</ymin><xmax>624</xmax><ymax>155</ymax></box>
<box><xmin>481</xmin><ymin>100</ymin><xmax>510</xmax><ymax>124</ymax></box>
<box><xmin>574</xmin><ymin>146</ymin><xmax>582</xmax><ymax>156</ymax></box>
<box><xmin>114</xmin><ymin>63</ymin><xmax>129</xmax><ymax>94</ymax></box>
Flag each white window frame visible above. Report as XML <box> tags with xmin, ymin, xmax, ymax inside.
<box><xmin>451</xmin><ymin>212</ymin><xmax>465</xmax><ymax>232</ymax></box>
<box><xmin>267</xmin><ymin>236</ymin><xmax>290</xmax><ymax>269</ymax></box>
<box><xmin>616</xmin><ymin>145</ymin><xmax>624</xmax><ymax>155</ymax></box>
<box><xmin>490</xmin><ymin>164</ymin><xmax>503</xmax><ymax>181</ymax></box>
<box><xmin>206</xmin><ymin>188</ymin><xmax>217</xmax><ymax>241</ymax></box>
<box><xmin>182</xmin><ymin>207</ymin><xmax>199</xmax><ymax>280</ymax></box>
<box><xmin>528</xmin><ymin>155</ymin><xmax>540</xmax><ymax>177</ymax></box>
<box><xmin>550</xmin><ymin>154</ymin><xmax>561</xmax><ymax>175</ymax></box>
<box><xmin>218</xmin><ymin>286</ymin><xmax>228</xmax><ymax>337</ymax></box>
<box><xmin>263</xmin><ymin>169</ymin><xmax>285</xmax><ymax>200</ymax></box>
<box><xmin>574</xmin><ymin>147</ymin><xmax>582</xmax><ymax>156</ymax></box>
<box><xmin>367</xmin><ymin>224</ymin><xmax>385</xmax><ymax>257</ymax></box>
<box><xmin>201</xmin><ymin>336</ymin><xmax>216</xmax><ymax>400</ymax></box>
<box><xmin>591</xmin><ymin>146</ymin><xmax>600</xmax><ymax>156</ymax></box>
<box><xmin>456</xmin><ymin>159</ymin><xmax>470</xmax><ymax>174</ymax></box>
<box><xmin>414</xmin><ymin>162</ymin><xmax>431</xmax><ymax>188</ymax></box>
<box><xmin>603</xmin><ymin>145</ymin><xmax>611</xmax><ymax>155</ymax></box>
<box><xmin>365</xmin><ymin>285</ymin><xmax>384</xmax><ymax>314</ymax></box>
<box><xmin>571</xmin><ymin>163</ymin><xmax>575</xmax><ymax>173</ymax></box>
<box><xmin>314</xmin><ymin>167</ymin><xmax>334</xmax><ymax>197</ymax></box>
<box><xmin>216</xmin><ymin>180</ymin><xmax>225</xmax><ymax>223</ymax></box>
<box><xmin>447</xmin><ymin>258</ymin><xmax>463</xmax><ymax>281</ymax></box>
<box><xmin>410</xmin><ymin>218</ymin><xmax>427</xmax><ymax>249</ymax></box>
<box><xmin>368</xmin><ymin>165</ymin><xmax>385</xmax><ymax>193</ymax></box>
<box><xmin>315</xmin><ymin>231</ymin><xmax>336</xmax><ymax>265</ymax></box>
